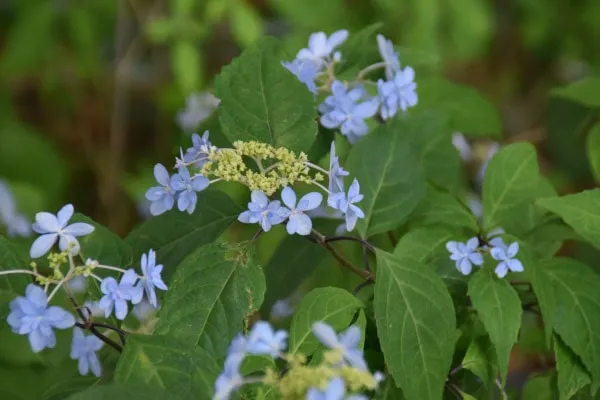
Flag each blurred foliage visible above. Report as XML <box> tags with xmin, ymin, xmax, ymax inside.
<box><xmin>2</xmin><ymin>0</ymin><xmax>600</xmax><ymax>398</ymax></box>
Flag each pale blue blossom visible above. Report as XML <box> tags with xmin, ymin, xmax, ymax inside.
<box><xmin>0</xmin><ymin>180</ymin><xmax>31</xmax><ymax>238</ymax></box>
<box><xmin>7</xmin><ymin>284</ymin><xmax>75</xmax><ymax>352</ymax></box>
<box><xmin>320</xmin><ymin>81</ymin><xmax>379</xmax><ymax>143</ymax></box>
<box><xmin>170</xmin><ymin>167</ymin><xmax>210</xmax><ymax>214</ymax></box>
<box><xmin>296</xmin><ymin>30</ymin><xmax>348</xmax><ymax>67</ymax></box>
<box><xmin>238</xmin><ymin>190</ymin><xmax>288</xmax><ymax>232</ymax></box>
<box><xmin>328</xmin><ymin>142</ymin><xmax>349</xmax><ymax>195</ymax></box>
<box><xmin>136</xmin><ymin>249</ymin><xmax>167</xmax><ymax>307</ymax></box>
<box><xmin>491</xmin><ymin>241</ymin><xmax>523</xmax><ymax>278</ymax></box>
<box><xmin>246</xmin><ymin>321</ymin><xmax>288</xmax><ymax>358</ymax></box>
<box><xmin>270</xmin><ymin>299</ymin><xmax>295</xmax><ymax>320</ymax></box>
<box><xmin>376</xmin><ymin>34</ymin><xmax>401</xmax><ymax>80</ymax></box>
<box><xmin>30</xmin><ymin>204</ymin><xmax>95</xmax><ymax>258</ymax></box>
<box><xmin>280</xmin><ymin>187</ymin><xmax>322</xmax><ymax>236</ymax></box>
<box><xmin>377</xmin><ymin>66</ymin><xmax>418</xmax><ymax>120</ymax></box>
<box><xmin>145</xmin><ymin>163</ymin><xmax>176</xmax><ymax>216</ymax></box>
<box><xmin>176</xmin><ymin>92</ymin><xmax>220</xmax><ymax>132</ymax></box>
<box><xmin>214</xmin><ymin>352</ymin><xmax>244</xmax><ymax>400</ymax></box>
<box><xmin>66</xmin><ymin>276</ymin><xmax>87</xmax><ymax>294</ymax></box>
<box><xmin>283</xmin><ymin>59</ymin><xmax>320</xmax><ymax>94</ymax></box>
<box><xmin>328</xmin><ymin>179</ymin><xmax>365</xmax><ymax>232</ymax></box>
<box><xmin>70</xmin><ymin>328</ymin><xmax>103</xmax><ymax>377</ymax></box>
<box><xmin>306</xmin><ymin>377</ymin><xmax>347</xmax><ymax>400</ymax></box>
<box><xmin>446</xmin><ymin>237</ymin><xmax>484</xmax><ymax>275</ymax></box>
<box><xmin>98</xmin><ymin>269</ymin><xmax>143</xmax><ymax>320</ymax></box>
<box><xmin>312</xmin><ymin>322</ymin><xmax>367</xmax><ymax>370</ymax></box>
<box><xmin>132</xmin><ymin>299</ymin><xmax>158</xmax><ymax>322</ymax></box>
<box><xmin>183</xmin><ymin>131</ymin><xmax>214</xmax><ymax>169</ymax></box>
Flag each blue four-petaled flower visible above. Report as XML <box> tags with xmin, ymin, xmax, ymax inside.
<box><xmin>7</xmin><ymin>284</ymin><xmax>75</xmax><ymax>352</ymax></box>
<box><xmin>280</xmin><ymin>187</ymin><xmax>322</xmax><ymax>236</ymax></box>
<box><xmin>376</xmin><ymin>34</ymin><xmax>401</xmax><ymax>80</ymax></box>
<box><xmin>328</xmin><ymin>179</ymin><xmax>365</xmax><ymax>232</ymax></box>
<box><xmin>238</xmin><ymin>190</ymin><xmax>288</xmax><ymax>232</ymax></box>
<box><xmin>183</xmin><ymin>130</ymin><xmax>214</xmax><ymax>169</ymax></box>
<box><xmin>170</xmin><ymin>166</ymin><xmax>209</xmax><ymax>214</ymax></box>
<box><xmin>145</xmin><ymin>163</ymin><xmax>176</xmax><ymax>216</ymax></box>
<box><xmin>213</xmin><ymin>351</ymin><xmax>244</xmax><ymax>400</ymax></box>
<box><xmin>245</xmin><ymin>321</ymin><xmax>288</xmax><ymax>358</ymax></box>
<box><xmin>328</xmin><ymin>141</ymin><xmax>349</xmax><ymax>196</ymax></box>
<box><xmin>136</xmin><ymin>249</ymin><xmax>167</xmax><ymax>308</ymax></box>
<box><xmin>312</xmin><ymin>322</ymin><xmax>368</xmax><ymax>371</ymax></box>
<box><xmin>98</xmin><ymin>269</ymin><xmax>143</xmax><ymax>320</ymax></box>
<box><xmin>70</xmin><ymin>327</ymin><xmax>104</xmax><ymax>377</ymax></box>
<box><xmin>295</xmin><ymin>30</ymin><xmax>348</xmax><ymax>67</ymax></box>
<box><xmin>282</xmin><ymin>59</ymin><xmax>320</xmax><ymax>95</ymax></box>
<box><xmin>446</xmin><ymin>237</ymin><xmax>484</xmax><ymax>276</ymax></box>
<box><xmin>377</xmin><ymin>66</ymin><xmax>418</xmax><ymax>120</ymax></box>
<box><xmin>490</xmin><ymin>239</ymin><xmax>524</xmax><ymax>278</ymax></box>
<box><xmin>29</xmin><ymin>204</ymin><xmax>95</xmax><ymax>259</ymax></box>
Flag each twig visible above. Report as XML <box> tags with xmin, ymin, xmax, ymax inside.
<box><xmin>252</xmin><ymin>228</ymin><xmax>264</xmax><ymax>241</ymax></box>
<box><xmin>309</xmin><ymin>232</ymin><xmax>372</xmax><ymax>281</ymax></box>
<box><xmin>323</xmin><ymin>235</ymin><xmax>376</xmax><ymax>253</ymax></box>
<box><xmin>92</xmin><ymin>322</ymin><xmax>128</xmax><ymax>345</ymax></box>
<box><xmin>352</xmin><ymin>279</ymin><xmax>374</xmax><ymax>296</ymax></box>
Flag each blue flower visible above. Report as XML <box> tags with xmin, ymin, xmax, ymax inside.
<box><xmin>270</xmin><ymin>299</ymin><xmax>295</xmax><ymax>320</ymax></box>
<box><xmin>227</xmin><ymin>333</ymin><xmax>248</xmax><ymax>357</ymax></box>
<box><xmin>238</xmin><ymin>190</ymin><xmax>288</xmax><ymax>232</ymax></box>
<box><xmin>280</xmin><ymin>187</ymin><xmax>322</xmax><ymax>236</ymax></box>
<box><xmin>319</xmin><ymin>84</ymin><xmax>366</xmax><ymax>115</ymax></box>
<box><xmin>170</xmin><ymin>166</ymin><xmax>210</xmax><ymax>214</ymax></box>
<box><xmin>296</xmin><ymin>30</ymin><xmax>348</xmax><ymax>67</ymax></box>
<box><xmin>136</xmin><ymin>249</ymin><xmax>167</xmax><ymax>307</ymax></box>
<box><xmin>7</xmin><ymin>284</ymin><xmax>75</xmax><ymax>352</ymax></box>
<box><xmin>66</xmin><ymin>276</ymin><xmax>88</xmax><ymax>294</ymax></box>
<box><xmin>320</xmin><ymin>81</ymin><xmax>379</xmax><ymax>143</ymax></box>
<box><xmin>246</xmin><ymin>321</ymin><xmax>288</xmax><ymax>358</ymax></box>
<box><xmin>81</xmin><ymin>300</ymin><xmax>104</xmax><ymax>320</ymax></box>
<box><xmin>328</xmin><ymin>142</ymin><xmax>349</xmax><ymax>196</ymax></box>
<box><xmin>132</xmin><ymin>300</ymin><xmax>158</xmax><ymax>322</ymax></box>
<box><xmin>176</xmin><ymin>92</ymin><xmax>220</xmax><ymax>132</ymax></box>
<box><xmin>328</xmin><ymin>179</ymin><xmax>364</xmax><ymax>232</ymax></box>
<box><xmin>307</xmin><ymin>377</ymin><xmax>361</xmax><ymax>400</ymax></box>
<box><xmin>70</xmin><ymin>328</ymin><xmax>103</xmax><ymax>377</ymax></box>
<box><xmin>98</xmin><ymin>269</ymin><xmax>143</xmax><ymax>320</ymax></box>
<box><xmin>377</xmin><ymin>66</ymin><xmax>418</xmax><ymax>120</ymax></box>
<box><xmin>214</xmin><ymin>352</ymin><xmax>244</xmax><ymax>400</ymax></box>
<box><xmin>145</xmin><ymin>163</ymin><xmax>176</xmax><ymax>216</ymax></box>
<box><xmin>0</xmin><ymin>180</ymin><xmax>31</xmax><ymax>238</ymax></box>
<box><xmin>446</xmin><ymin>237</ymin><xmax>483</xmax><ymax>276</ymax></box>
<box><xmin>30</xmin><ymin>204</ymin><xmax>95</xmax><ymax>258</ymax></box>
<box><xmin>282</xmin><ymin>59</ymin><xmax>320</xmax><ymax>94</ymax></box>
<box><xmin>376</xmin><ymin>34</ymin><xmax>401</xmax><ymax>80</ymax></box>
<box><xmin>312</xmin><ymin>322</ymin><xmax>367</xmax><ymax>370</ymax></box>
<box><xmin>490</xmin><ymin>241</ymin><xmax>523</xmax><ymax>278</ymax></box>
<box><xmin>183</xmin><ymin>130</ymin><xmax>214</xmax><ymax>169</ymax></box>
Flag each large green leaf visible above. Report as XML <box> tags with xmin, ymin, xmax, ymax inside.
<box><xmin>537</xmin><ymin>189</ymin><xmax>600</xmax><ymax>250</ymax></box>
<box><xmin>0</xmin><ymin>237</ymin><xmax>29</xmax><ymax>320</ymax></box>
<box><xmin>373</xmin><ymin>250</ymin><xmax>456</xmax><ymax>400</ymax></box>
<box><xmin>542</xmin><ymin>258</ymin><xmax>600</xmax><ymax>385</ymax></box>
<box><xmin>411</xmin><ymin>186</ymin><xmax>479</xmax><ymax>232</ymax></box>
<box><xmin>260</xmin><ymin>235</ymin><xmax>328</xmax><ymax>314</ymax></box>
<box><xmin>467</xmin><ymin>268</ymin><xmax>522</xmax><ymax>383</ymax></box>
<box><xmin>73</xmin><ymin>214</ymin><xmax>133</xmax><ymax>268</ymax></box>
<box><xmin>68</xmin><ymin>384</ymin><xmax>170</xmax><ymax>400</ymax></box>
<box><xmin>527</xmin><ymin>251</ymin><xmax>556</xmax><ymax>345</ymax></box>
<box><xmin>551</xmin><ymin>77</ymin><xmax>600</xmax><ymax>108</ymax></box>
<box><xmin>346</xmin><ymin>117</ymin><xmax>426</xmax><ymax>238</ymax></box>
<box><xmin>288</xmin><ymin>287</ymin><xmax>364</xmax><ymax>355</ymax></box>
<box><xmin>554</xmin><ymin>335</ymin><xmax>592</xmax><ymax>400</ymax></box>
<box><xmin>115</xmin><ymin>335</ymin><xmax>218</xmax><ymax>400</ymax></box>
<box><xmin>482</xmin><ymin>142</ymin><xmax>540</xmax><ymax>232</ymax></box>
<box><xmin>125</xmin><ymin>190</ymin><xmax>241</xmax><ymax>280</ymax></box>
<box><xmin>393</xmin><ymin>226</ymin><xmax>455</xmax><ymax>263</ymax></box>
<box><xmin>155</xmin><ymin>242</ymin><xmax>265</xmax><ymax>358</ymax></box>
<box><xmin>586</xmin><ymin>123</ymin><xmax>600</xmax><ymax>183</ymax></box>
<box><xmin>415</xmin><ymin>76</ymin><xmax>502</xmax><ymax>138</ymax></box>
<box><xmin>214</xmin><ymin>36</ymin><xmax>317</xmax><ymax>153</ymax></box>
<box><xmin>462</xmin><ymin>334</ymin><xmax>497</xmax><ymax>388</ymax></box>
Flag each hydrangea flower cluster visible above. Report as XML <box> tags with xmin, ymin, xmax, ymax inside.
<box><xmin>3</xmin><ymin>203</ymin><xmax>167</xmax><ymax>378</ymax></box>
<box><xmin>0</xmin><ymin>179</ymin><xmax>31</xmax><ymax>238</ymax></box>
<box><xmin>214</xmin><ymin>321</ymin><xmax>383</xmax><ymax>400</ymax></box>
<box><xmin>283</xmin><ymin>31</ymin><xmax>418</xmax><ymax>144</ymax></box>
<box><xmin>145</xmin><ymin>132</ymin><xmax>365</xmax><ymax>235</ymax></box>
<box><xmin>446</xmin><ymin>231</ymin><xmax>524</xmax><ymax>278</ymax></box>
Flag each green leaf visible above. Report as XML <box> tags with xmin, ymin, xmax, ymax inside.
<box><xmin>125</xmin><ymin>190</ymin><xmax>241</xmax><ymax>281</ymax></box>
<box><xmin>411</xmin><ymin>186</ymin><xmax>479</xmax><ymax>232</ymax></box>
<box><xmin>555</xmin><ymin>335</ymin><xmax>592</xmax><ymax>400</ymax></box>
<box><xmin>586</xmin><ymin>123</ymin><xmax>600</xmax><ymax>183</ymax></box>
<box><xmin>0</xmin><ymin>237</ymin><xmax>29</xmax><ymax>297</ymax></box>
<box><xmin>467</xmin><ymin>268</ymin><xmax>522</xmax><ymax>383</ymax></box>
<box><xmin>261</xmin><ymin>235</ymin><xmax>327</xmax><ymax>314</ymax></box>
<box><xmin>115</xmin><ymin>334</ymin><xmax>218</xmax><ymax>399</ymax></box>
<box><xmin>462</xmin><ymin>335</ymin><xmax>497</xmax><ymax>387</ymax></box>
<box><xmin>537</xmin><ymin>189</ymin><xmax>600</xmax><ymax>250</ymax></box>
<box><xmin>68</xmin><ymin>384</ymin><xmax>171</xmax><ymax>400</ymax></box>
<box><xmin>215</xmin><ymin>37</ymin><xmax>318</xmax><ymax>153</ymax></box>
<box><xmin>373</xmin><ymin>250</ymin><xmax>456</xmax><ymax>400</ymax></box>
<box><xmin>415</xmin><ymin>76</ymin><xmax>501</xmax><ymax>137</ymax></box>
<box><xmin>288</xmin><ymin>287</ymin><xmax>363</xmax><ymax>355</ymax></box>
<box><xmin>73</xmin><ymin>214</ymin><xmax>133</xmax><ymax>267</ymax></box>
<box><xmin>376</xmin><ymin>378</ymin><xmax>405</xmax><ymax>399</ymax></box>
<box><xmin>528</xmin><ymin>252</ymin><xmax>556</xmax><ymax>345</ymax></box>
<box><xmin>346</xmin><ymin>118</ymin><xmax>426</xmax><ymax>238</ymax></box>
<box><xmin>542</xmin><ymin>258</ymin><xmax>600</xmax><ymax>385</ymax></box>
<box><xmin>521</xmin><ymin>375</ymin><xmax>554</xmax><ymax>400</ymax></box>
<box><xmin>393</xmin><ymin>226</ymin><xmax>455</xmax><ymax>263</ymax></box>
<box><xmin>482</xmin><ymin>142</ymin><xmax>540</xmax><ymax>232</ymax></box>
<box><xmin>229</xmin><ymin>0</ymin><xmax>264</xmax><ymax>48</ymax></box>
<box><xmin>551</xmin><ymin>77</ymin><xmax>600</xmax><ymax>108</ymax></box>
<box><xmin>155</xmin><ymin>242</ymin><xmax>265</xmax><ymax>357</ymax></box>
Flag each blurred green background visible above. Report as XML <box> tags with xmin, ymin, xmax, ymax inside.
<box><xmin>2</xmin><ymin>0</ymin><xmax>600</xmax><ymax>396</ymax></box>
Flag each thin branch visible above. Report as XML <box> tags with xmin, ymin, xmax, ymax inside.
<box><xmin>92</xmin><ymin>322</ymin><xmax>128</xmax><ymax>345</ymax></box>
<box><xmin>323</xmin><ymin>236</ymin><xmax>375</xmax><ymax>253</ymax></box>
<box><xmin>309</xmin><ymin>232</ymin><xmax>372</xmax><ymax>281</ymax></box>
<box><xmin>352</xmin><ymin>279</ymin><xmax>374</xmax><ymax>296</ymax></box>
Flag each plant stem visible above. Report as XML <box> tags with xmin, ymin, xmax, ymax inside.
<box><xmin>324</xmin><ymin>236</ymin><xmax>375</xmax><ymax>253</ymax></box>
<box><xmin>310</xmin><ymin>232</ymin><xmax>372</xmax><ymax>281</ymax></box>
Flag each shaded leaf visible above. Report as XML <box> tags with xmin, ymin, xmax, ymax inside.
<box><xmin>552</xmin><ymin>77</ymin><xmax>600</xmax><ymax>108</ymax></box>
<box><xmin>586</xmin><ymin>123</ymin><xmax>600</xmax><ymax>183</ymax></box>
<box><xmin>555</xmin><ymin>335</ymin><xmax>592</xmax><ymax>400</ymax></box>
<box><xmin>73</xmin><ymin>214</ymin><xmax>133</xmax><ymax>268</ymax></box>
<box><xmin>373</xmin><ymin>250</ymin><xmax>456</xmax><ymax>400</ymax></box>
<box><xmin>462</xmin><ymin>334</ymin><xmax>497</xmax><ymax>388</ymax></box>
<box><xmin>411</xmin><ymin>186</ymin><xmax>479</xmax><ymax>232</ymax></box>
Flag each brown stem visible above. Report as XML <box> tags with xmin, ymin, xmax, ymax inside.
<box><xmin>323</xmin><ymin>235</ymin><xmax>375</xmax><ymax>253</ymax></box>
<box><xmin>310</xmin><ymin>232</ymin><xmax>373</xmax><ymax>281</ymax></box>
